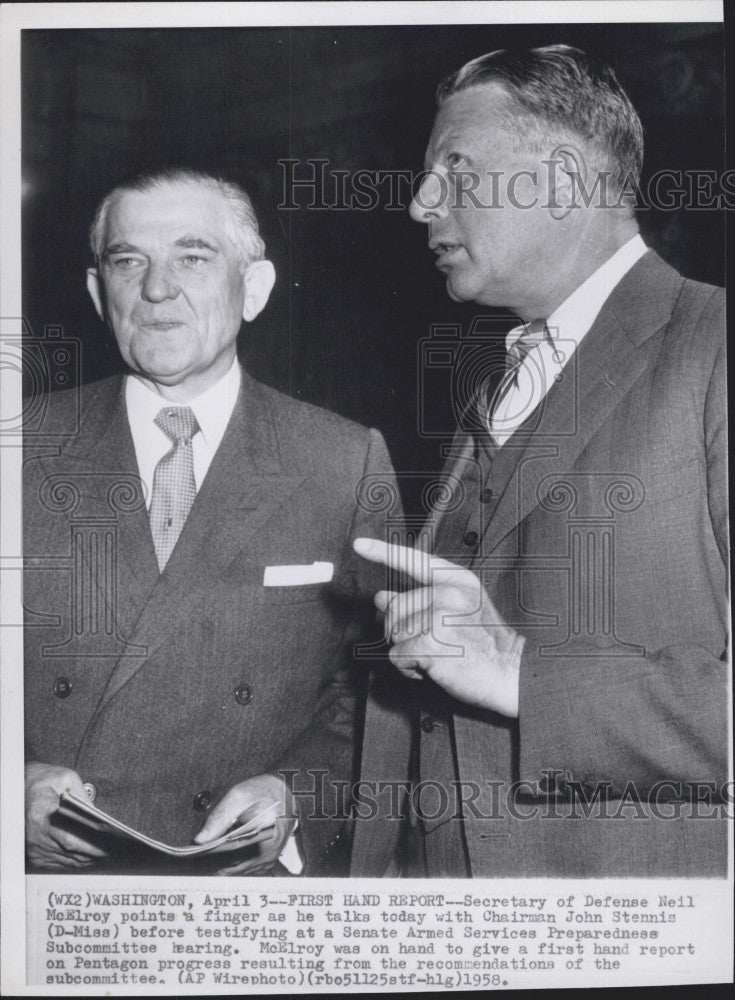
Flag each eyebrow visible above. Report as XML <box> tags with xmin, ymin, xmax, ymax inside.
<box><xmin>102</xmin><ymin>236</ymin><xmax>221</xmax><ymax>259</ymax></box>
<box><xmin>174</xmin><ymin>236</ymin><xmax>219</xmax><ymax>253</ymax></box>
<box><xmin>102</xmin><ymin>241</ymin><xmax>139</xmax><ymax>259</ymax></box>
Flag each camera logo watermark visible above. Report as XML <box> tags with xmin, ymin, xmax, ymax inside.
<box><xmin>0</xmin><ymin>318</ymin><xmax>81</xmax><ymax>441</ymax></box>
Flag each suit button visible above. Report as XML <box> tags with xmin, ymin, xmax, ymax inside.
<box><xmin>480</xmin><ymin>488</ymin><xmax>494</xmax><ymax>504</ymax></box>
<box><xmin>234</xmin><ymin>684</ymin><xmax>252</xmax><ymax>706</ymax></box>
<box><xmin>462</xmin><ymin>530</ymin><xmax>479</xmax><ymax>547</ymax></box>
<box><xmin>53</xmin><ymin>677</ymin><xmax>72</xmax><ymax>699</ymax></box>
<box><xmin>193</xmin><ymin>790</ymin><xmax>213</xmax><ymax>812</ymax></box>
<box><xmin>421</xmin><ymin>716</ymin><xmax>436</xmax><ymax>734</ymax></box>
<box><xmin>83</xmin><ymin>782</ymin><xmax>97</xmax><ymax>802</ymax></box>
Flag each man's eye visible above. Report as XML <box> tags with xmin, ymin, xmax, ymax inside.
<box><xmin>446</xmin><ymin>153</ymin><xmax>464</xmax><ymax>171</ymax></box>
<box><xmin>182</xmin><ymin>255</ymin><xmax>206</xmax><ymax>267</ymax></box>
<box><xmin>111</xmin><ymin>257</ymin><xmax>142</xmax><ymax>270</ymax></box>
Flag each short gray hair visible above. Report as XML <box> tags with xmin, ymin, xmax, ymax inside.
<box><xmin>437</xmin><ymin>44</ymin><xmax>644</xmax><ymax>196</ymax></box>
<box><xmin>89</xmin><ymin>167</ymin><xmax>266</xmax><ymax>265</ymax></box>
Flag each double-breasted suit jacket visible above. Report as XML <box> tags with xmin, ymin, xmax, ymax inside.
<box><xmin>353</xmin><ymin>250</ymin><xmax>728</xmax><ymax>877</ymax></box>
<box><xmin>24</xmin><ymin>367</ymin><xmax>395</xmax><ymax>871</ymax></box>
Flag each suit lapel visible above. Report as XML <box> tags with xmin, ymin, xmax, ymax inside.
<box><xmin>35</xmin><ymin>376</ymin><xmax>160</xmax><ymax>644</ymax></box>
<box><xmin>423</xmin><ymin>430</ymin><xmax>476</xmax><ymax>547</ymax></box>
<box><xmin>478</xmin><ymin>251</ymin><xmax>683</xmax><ymax>555</ymax></box>
<box><xmin>97</xmin><ymin>370</ymin><xmax>305</xmax><ymax>708</ymax></box>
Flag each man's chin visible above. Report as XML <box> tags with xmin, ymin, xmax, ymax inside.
<box><xmin>445</xmin><ymin>273</ymin><xmax>501</xmax><ymax>308</ymax></box>
<box><xmin>444</xmin><ymin>275</ymin><xmax>474</xmax><ymax>304</ymax></box>
<box><xmin>130</xmin><ymin>367</ymin><xmax>187</xmax><ymax>386</ymax></box>
<box><xmin>128</xmin><ymin>351</ymin><xmax>193</xmax><ymax>384</ymax></box>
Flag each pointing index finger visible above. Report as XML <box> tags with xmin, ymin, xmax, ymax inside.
<box><xmin>353</xmin><ymin>537</ymin><xmax>469</xmax><ymax>586</ymax></box>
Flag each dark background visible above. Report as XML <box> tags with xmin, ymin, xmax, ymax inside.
<box><xmin>22</xmin><ymin>24</ymin><xmax>725</xmax><ymax>516</ymax></box>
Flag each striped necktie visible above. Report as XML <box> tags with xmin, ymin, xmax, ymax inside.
<box><xmin>486</xmin><ymin>318</ymin><xmax>550</xmax><ymax>431</ymax></box>
<box><xmin>149</xmin><ymin>406</ymin><xmax>200</xmax><ymax>571</ymax></box>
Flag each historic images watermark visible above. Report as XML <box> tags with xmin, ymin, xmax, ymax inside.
<box><xmin>278</xmin><ymin>770</ymin><xmax>735</xmax><ymax>824</ymax></box>
<box><xmin>278</xmin><ymin>159</ymin><xmax>735</xmax><ymax>213</ymax></box>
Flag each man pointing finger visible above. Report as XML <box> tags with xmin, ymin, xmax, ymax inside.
<box><xmin>351</xmin><ymin>45</ymin><xmax>727</xmax><ymax>879</ymax></box>
<box><xmin>354</xmin><ymin>538</ymin><xmax>523</xmax><ymax>717</ymax></box>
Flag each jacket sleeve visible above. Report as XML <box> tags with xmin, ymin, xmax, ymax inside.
<box><xmin>517</xmin><ymin>299</ymin><xmax>729</xmax><ymax>801</ymax></box>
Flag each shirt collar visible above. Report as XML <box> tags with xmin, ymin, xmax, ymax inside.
<box><xmin>507</xmin><ymin>233</ymin><xmax>648</xmax><ymax>351</ymax></box>
<box><xmin>125</xmin><ymin>357</ymin><xmax>241</xmax><ymax>452</ymax></box>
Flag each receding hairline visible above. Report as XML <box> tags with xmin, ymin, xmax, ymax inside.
<box><xmin>434</xmin><ymin>79</ymin><xmax>588</xmax><ymax>150</ymax></box>
<box><xmin>102</xmin><ymin>177</ymin><xmax>234</xmax><ymax>224</ymax></box>
<box><xmin>433</xmin><ymin>45</ymin><xmax>644</xmax><ymax>198</ymax></box>
<box><xmin>95</xmin><ymin>176</ymin><xmax>256</xmax><ymax>261</ymax></box>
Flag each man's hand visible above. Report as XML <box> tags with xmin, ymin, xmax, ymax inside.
<box><xmin>25</xmin><ymin>762</ymin><xmax>108</xmax><ymax>870</ymax></box>
<box><xmin>193</xmin><ymin>774</ymin><xmax>297</xmax><ymax>875</ymax></box>
<box><xmin>353</xmin><ymin>537</ymin><xmax>524</xmax><ymax>717</ymax></box>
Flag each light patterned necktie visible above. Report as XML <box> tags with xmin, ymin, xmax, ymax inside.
<box><xmin>149</xmin><ymin>406</ymin><xmax>200</xmax><ymax>571</ymax></box>
<box><xmin>486</xmin><ymin>318</ymin><xmax>550</xmax><ymax>429</ymax></box>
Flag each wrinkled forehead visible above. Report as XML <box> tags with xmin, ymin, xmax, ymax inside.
<box><xmin>103</xmin><ymin>181</ymin><xmax>231</xmax><ymax>249</ymax></box>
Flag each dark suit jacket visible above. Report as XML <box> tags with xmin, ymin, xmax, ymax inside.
<box><xmin>353</xmin><ymin>250</ymin><xmax>728</xmax><ymax>877</ymax></box>
<box><xmin>24</xmin><ymin>367</ymin><xmax>395</xmax><ymax>872</ymax></box>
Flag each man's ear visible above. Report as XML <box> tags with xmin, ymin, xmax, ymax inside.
<box><xmin>86</xmin><ymin>267</ymin><xmax>105</xmax><ymax>321</ymax></box>
<box><xmin>546</xmin><ymin>145</ymin><xmax>587</xmax><ymax>220</ymax></box>
<box><xmin>241</xmin><ymin>260</ymin><xmax>276</xmax><ymax>322</ymax></box>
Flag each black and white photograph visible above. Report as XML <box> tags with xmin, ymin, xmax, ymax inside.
<box><xmin>0</xmin><ymin>1</ymin><xmax>731</xmax><ymax>993</ymax></box>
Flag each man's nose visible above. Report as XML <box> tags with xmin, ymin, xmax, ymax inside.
<box><xmin>141</xmin><ymin>262</ymin><xmax>180</xmax><ymax>302</ymax></box>
<box><xmin>409</xmin><ymin>170</ymin><xmax>449</xmax><ymax>223</ymax></box>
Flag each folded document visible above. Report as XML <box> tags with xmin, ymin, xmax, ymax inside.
<box><xmin>57</xmin><ymin>790</ymin><xmax>275</xmax><ymax>857</ymax></box>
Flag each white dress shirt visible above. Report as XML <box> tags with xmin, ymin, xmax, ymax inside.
<box><xmin>489</xmin><ymin>234</ymin><xmax>648</xmax><ymax>446</ymax></box>
<box><xmin>125</xmin><ymin>358</ymin><xmax>302</xmax><ymax>873</ymax></box>
<box><xmin>125</xmin><ymin>358</ymin><xmax>241</xmax><ymax>508</ymax></box>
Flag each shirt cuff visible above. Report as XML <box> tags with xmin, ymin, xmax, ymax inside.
<box><xmin>278</xmin><ymin>824</ymin><xmax>303</xmax><ymax>874</ymax></box>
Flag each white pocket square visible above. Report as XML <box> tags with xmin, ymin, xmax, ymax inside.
<box><xmin>263</xmin><ymin>561</ymin><xmax>334</xmax><ymax>586</ymax></box>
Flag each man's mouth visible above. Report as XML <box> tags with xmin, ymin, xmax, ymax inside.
<box><xmin>140</xmin><ymin>320</ymin><xmax>184</xmax><ymax>330</ymax></box>
<box><xmin>429</xmin><ymin>240</ymin><xmax>463</xmax><ymax>266</ymax></box>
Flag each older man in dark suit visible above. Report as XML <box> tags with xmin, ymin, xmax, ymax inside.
<box><xmin>352</xmin><ymin>45</ymin><xmax>728</xmax><ymax>877</ymax></box>
<box><xmin>24</xmin><ymin>167</ymin><xmax>394</xmax><ymax>874</ymax></box>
